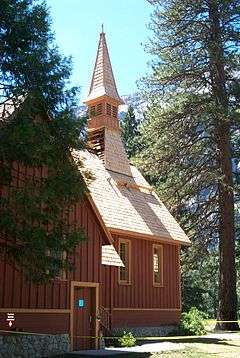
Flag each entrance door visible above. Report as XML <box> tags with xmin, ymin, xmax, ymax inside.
<box><xmin>73</xmin><ymin>286</ymin><xmax>97</xmax><ymax>350</ymax></box>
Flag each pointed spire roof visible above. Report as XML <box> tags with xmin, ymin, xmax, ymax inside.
<box><xmin>84</xmin><ymin>30</ymin><xmax>123</xmax><ymax>104</ymax></box>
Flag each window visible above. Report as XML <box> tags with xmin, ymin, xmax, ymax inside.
<box><xmin>112</xmin><ymin>106</ymin><xmax>117</xmax><ymax>118</ymax></box>
<box><xmin>153</xmin><ymin>245</ymin><xmax>163</xmax><ymax>286</ymax></box>
<box><xmin>106</xmin><ymin>103</ymin><xmax>111</xmax><ymax>116</ymax></box>
<box><xmin>119</xmin><ymin>239</ymin><xmax>131</xmax><ymax>284</ymax></box>
<box><xmin>96</xmin><ymin>103</ymin><xmax>103</xmax><ymax>116</ymax></box>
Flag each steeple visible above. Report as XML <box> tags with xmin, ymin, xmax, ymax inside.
<box><xmin>84</xmin><ymin>30</ymin><xmax>123</xmax><ymax>105</ymax></box>
<box><xmin>85</xmin><ymin>30</ymin><xmax>132</xmax><ymax>177</ymax></box>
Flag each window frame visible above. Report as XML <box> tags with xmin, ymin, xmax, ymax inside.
<box><xmin>118</xmin><ymin>238</ymin><xmax>131</xmax><ymax>285</ymax></box>
<box><xmin>152</xmin><ymin>244</ymin><xmax>163</xmax><ymax>287</ymax></box>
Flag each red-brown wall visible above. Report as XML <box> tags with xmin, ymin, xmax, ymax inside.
<box><xmin>0</xmin><ymin>200</ymin><xmax>104</xmax><ymax>311</ymax></box>
<box><xmin>0</xmin><ymin>168</ymin><xmax>106</xmax><ymax>334</ymax></box>
<box><xmin>112</xmin><ymin>310</ymin><xmax>180</xmax><ymax>327</ymax></box>
<box><xmin>0</xmin><ymin>313</ymin><xmax>69</xmax><ymax>334</ymax></box>
<box><xmin>101</xmin><ymin>235</ymin><xmax>181</xmax><ymax>327</ymax></box>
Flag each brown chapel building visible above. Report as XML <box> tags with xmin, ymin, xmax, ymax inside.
<box><xmin>0</xmin><ymin>31</ymin><xmax>190</xmax><ymax>351</ymax></box>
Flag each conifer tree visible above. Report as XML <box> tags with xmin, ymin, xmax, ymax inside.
<box><xmin>0</xmin><ymin>0</ymin><xmax>88</xmax><ymax>283</ymax></box>
<box><xmin>139</xmin><ymin>0</ymin><xmax>240</xmax><ymax>329</ymax></box>
<box><xmin>121</xmin><ymin>105</ymin><xmax>141</xmax><ymax>158</ymax></box>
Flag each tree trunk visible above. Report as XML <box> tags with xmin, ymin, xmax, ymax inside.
<box><xmin>216</xmin><ymin>124</ymin><xmax>239</xmax><ymax>331</ymax></box>
<box><xmin>208</xmin><ymin>0</ymin><xmax>239</xmax><ymax>331</ymax></box>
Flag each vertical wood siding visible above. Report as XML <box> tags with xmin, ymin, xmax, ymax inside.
<box><xmin>112</xmin><ymin>309</ymin><xmax>181</xmax><ymax>327</ymax></box>
<box><xmin>0</xmin><ymin>162</ymin><xmax>104</xmax><ymax>310</ymax></box>
<box><xmin>101</xmin><ymin>235</ymin><xmax>180</xmax><ymax>310</ymax></box>
<box><xmin>0</xmin><ymin>313</ymin><xmax>69</xmax><ymax>334</ymax></box>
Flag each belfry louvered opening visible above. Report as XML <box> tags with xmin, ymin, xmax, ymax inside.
<box><xmin>87</xmin><ymin>128</ymin><xmax>105</xmax><ymax>161</ymax></box>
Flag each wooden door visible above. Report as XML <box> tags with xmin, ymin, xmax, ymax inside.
<box><xmin>73</xmin><ymin>286</ymin><xmax>96</xmax><ymax>350</ymax></box>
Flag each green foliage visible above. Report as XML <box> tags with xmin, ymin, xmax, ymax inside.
<box><xmin>0</xmin><ymin>0</ymin><xmax>89</xmax><ymax>283</ymax></box>
<box><xmin>117</xmin><ymin>331</ymin><xmax>137</xmax><ymax>347</ymax></box>
<box><xmin>121</xmin><ymin>105</ymin><xmax>142</xmax><ymax>158</ymax></box>
<box><xmin>137</xmin><ymin>0</ymin><xmax>240</xmax><ymax>327</ymax></box>
<box><xmin>0</xmin><ymin>0</ymin><xmax>76</xmax><ymax>112</ymax></box>
<box><xmin>180</xmin><ymin>308</ymin><xmax>206</xmax><ymax>336</ymax></box>
<box><xmin>181</xmin><ymin>248</ymin><xmax>219</xmax><ymax>317</ymax></box>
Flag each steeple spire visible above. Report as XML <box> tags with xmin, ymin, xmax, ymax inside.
<box><xmin>84</xmin><ymin>31</ymin><xmax>123</xmax><ymax>104</ymax></box>
<box><xmin>85</xmin><ymin>31</ymin><xmax>131</xmax><ymax>177</ymax></box>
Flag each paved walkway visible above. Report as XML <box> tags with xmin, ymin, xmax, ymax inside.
<box><xmin>67</xmin><ymin>350</ymin><xmax>129</xmax><ymax>356</ymax></box>
<box><xmin>67</xmin><ymin>332</ymin><xmax>240</xmax><ymax>356</ymax></box>
<box><xmin>67</xmin><ymin>341</ymin><xmax>184</xmax><ymax>356</ymax></box>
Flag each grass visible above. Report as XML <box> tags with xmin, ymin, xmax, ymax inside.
<box><xmin>151</xmin><ymin>334</ymin><xmax>240</xmax><ymax>358</ymax></box>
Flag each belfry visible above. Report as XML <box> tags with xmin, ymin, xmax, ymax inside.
<box><xmin>84</xmin><ymin>30</ymin><xmax>132</xmax><ymax>176</ymax></box>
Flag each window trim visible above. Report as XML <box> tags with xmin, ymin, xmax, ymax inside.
<box><xmin>152</xmin><ymin>244</ymin><xmax>163</xmax><ymax>287</ymax></box>
<box><xmin>118</xmin><ymin>238</ymin><xmax>131</xmax><ymax>285</ymax></box>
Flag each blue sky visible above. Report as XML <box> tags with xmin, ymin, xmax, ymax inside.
<box><xmin>46</xmin><ymin>0</ymin><xmax>153</xmax><ymax>103</ymax></box>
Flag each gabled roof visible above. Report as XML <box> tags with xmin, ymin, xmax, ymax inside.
<box><xmin>74</xmin><ymin>150</ymin><xmax>191</xmax><ymax>246</ymax></box>
<box><xmin>84</xmin><ymin>32</ymin><xmax>123</xmax><ymax>104</ymax></box>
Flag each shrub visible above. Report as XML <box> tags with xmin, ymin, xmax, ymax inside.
<box><xmin>179</xmin><ymin>307</ymin><xmax>206</xmax><ymax>336</ymax></box>
<box><xmin>117</xmin><ymin>331</ymin><xmax>136</xmax><ymax>347</ymax></box>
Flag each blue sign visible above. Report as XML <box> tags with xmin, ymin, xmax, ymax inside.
<box><xmin>78</xmin><ymin>299</ymin><xmax>85</xmax><ymax>308</ymax></box>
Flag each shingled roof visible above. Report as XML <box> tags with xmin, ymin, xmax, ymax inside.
<box><xmin>84</xmin><ymin>31</ymin><xmax>123</xmax><ymax>104</ymax></box>
<box><xmin>79</xmin><ymin>30</ymin><xmax>190</xmax><ymax>246</ymax></box>
<box><xmin>74</xmin><ymin>150</ymin><xmax>190</xmax><ymax>245</ymax></box>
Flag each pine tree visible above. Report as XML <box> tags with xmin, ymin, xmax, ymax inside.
<box><xmin>139</xmin><ymin>0</ymin><xmax>240</xmax><ymax>329</ymax></box>
<box><xmin>121</xmin><ymin>105</ymin><xmax>141</xmax><ymax>158</ymax></box>
<box><xmin>0</xmin><ymin>0</ymin><xmax>88</xmax><ymax>283</ymax></box>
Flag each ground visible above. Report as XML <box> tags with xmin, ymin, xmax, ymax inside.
<box><xmin>150</xmin><ymin>334</ymin><xmax>240</xmax><ymax>357</ymax></box>
<box><xmin>62</xmin><ymin>332</ymin><xmax>240</xmax><ymax>357</ymax></box>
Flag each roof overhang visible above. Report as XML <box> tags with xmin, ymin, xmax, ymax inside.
<box><xmin>83</xmin><ymin>94</ymin><xmax>124</xmax><ymax>106</ymax></box>
<box><xmin>108</xmin><ymin>227</ymin><xmax>191</xmax><ymax>246</ymax></box>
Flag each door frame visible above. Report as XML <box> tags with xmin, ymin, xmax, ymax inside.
<box><xmin>70</xmin><ymin>281</ymin><xmax>100</xmax><ymax>350</ymax></box>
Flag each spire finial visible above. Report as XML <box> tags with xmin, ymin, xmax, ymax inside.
<box><xmin>101</xmin><ymin>24</ymin><xmax>104</xmax><ymax>33</ymax></box>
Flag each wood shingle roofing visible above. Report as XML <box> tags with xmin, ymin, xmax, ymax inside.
<box><xmin>84</xmin><ymin>32</ymin><xmax>123</xmax><ymax>104</ymax></box>
<box><xmin>74</xmin><ymin>150</ymin><xmax>191</xmax><ymax>245</ymax></box>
